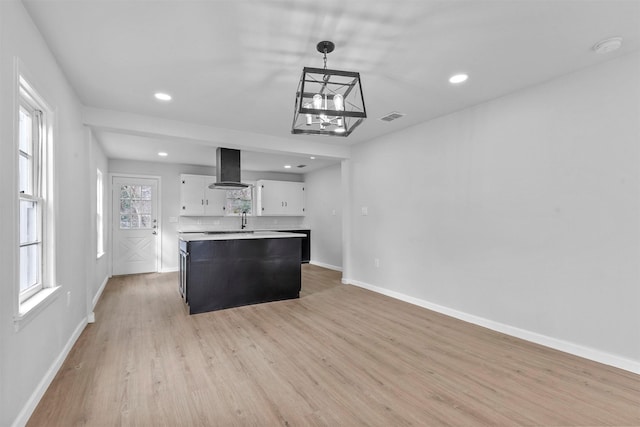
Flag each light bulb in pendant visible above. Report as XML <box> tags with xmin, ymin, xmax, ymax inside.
<box><xmin>304</xmin><ymin>103</ymin><xmax>313</xmax><ymax>125</ymax></box>
<box><xmin>333</xmin><ymin>93</ymin><xmax>344</xmax><ymax>127</ymax></box>
<box><xmin>333</xmin><ymin>94</ymin><xmax>344</xmax><ymax>111</ymax></box>
<box><xmin>312</xmin><ymin>94</ymin><xmax>323</xmax><ymax>109</ymax></box>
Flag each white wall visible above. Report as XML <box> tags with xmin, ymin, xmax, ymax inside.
<box><xmin>0</xmin><ymin>1</ymin><xmax>96</xmax><ymax>425</ymax></box>
<box><xmin>304</xmin><ymin>164</ymin><xmax>343</xmax><ymax>270</ymax></box>
<box><xmin>345</xmin><ymin>52</ymin><xmax>640</xmax><ymax>370</ymax></box>
<box><xmin>107</xmin><ymin>159</ymin><xmax>307</xmax><ymax>272</ymax></box>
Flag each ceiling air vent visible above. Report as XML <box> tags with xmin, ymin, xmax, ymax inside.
<box><xmin>297</xmin><ymin>164</ymin><xmax>307</xmax><ymax>168</ymax></box>
<box><xmin>379</xmin><ymin>111</ymin><xmax>406</xmax><ymax>122</ymax></box>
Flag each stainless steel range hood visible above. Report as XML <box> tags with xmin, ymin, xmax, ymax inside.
<box><xmin>209</xmin><ymin>147</ymin><xmax>249</xmax><ymax>190</ymax></box>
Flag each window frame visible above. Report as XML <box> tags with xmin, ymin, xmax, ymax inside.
<box><xmin>97</xmin><ymin>168</ymin><xmax>105</xmax><ymax>258</ymax></box>
<box><xmin>15</xmin><ymin>73</ymin><xmax>58</xmax><ymax>322</ymax></box>
<box><xmin>18</xmin><ymin>89</ymin><xmax>44</xmax><ymax>302</ymax></box>
<box><xmin>224</xmin><ymin>181</ymin><xmax>255</xmax><ymax>216</ymax></box>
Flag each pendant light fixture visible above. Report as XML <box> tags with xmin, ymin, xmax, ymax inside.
<box><xmin>291</xmin><ymin>41</ymin><xmax>366</xmax><ymax>137</ymax></box>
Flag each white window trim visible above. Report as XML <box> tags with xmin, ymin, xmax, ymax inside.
<box><xmin>14</xmin><ymin>68</ymin><xmax>59</xmax><ymax>331</ymax></box>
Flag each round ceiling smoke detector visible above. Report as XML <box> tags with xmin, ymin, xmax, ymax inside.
<box><xmin>593</xmin><ymin>37</ymin><xmax>623</xmax><ymax>54</ymax></box>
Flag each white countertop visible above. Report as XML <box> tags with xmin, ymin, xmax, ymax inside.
<box><xmin>179</xmin><ymin>231</ymin><xmax>306</xmax><ymax>242</ymax></box>
<box><xmin>177</xmin><ymin>226</ymin><xmax>310</xmax><ymax>233</ymax></box>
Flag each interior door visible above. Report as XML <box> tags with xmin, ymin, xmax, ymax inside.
<box><xmin>112</xmin><ymin>176</ymin><xmax>159</xmax><ymax>275</ymax></box>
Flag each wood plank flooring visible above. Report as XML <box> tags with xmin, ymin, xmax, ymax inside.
<box><xmin>28</xmin><ymin>265</ymin><xmax>640</xmax><ymax>426</ymax></box>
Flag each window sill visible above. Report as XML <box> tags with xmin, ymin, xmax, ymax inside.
<box><xmin>14</xmin><ymin>286</ymin><xmax>62</xmax><ymax>331</ymax></box>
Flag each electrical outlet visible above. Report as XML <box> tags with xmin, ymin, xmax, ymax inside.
<box><xmin>332</xmin><ymin>209</ymin><xmax>336</xmax><ymax>216</ymax></box>
<box><xmin>374</xmin><ymin>258</ymin><xmax>380</xmax><ymax>268</ymax></box>
<box><xmin>66</xmin><ymin>291</ymin><xmax>71</xmax><ymax>307</ymax></box>
<box><xmin>361</xmin><ymin>206</ymin><xmax>368</xmax><ymax>216</ymax></box>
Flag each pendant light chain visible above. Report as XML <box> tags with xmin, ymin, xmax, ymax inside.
<box><xmin>322</xmin><ymin>48</ymin><xmax>329</xmax><ymax>84</ymax></box>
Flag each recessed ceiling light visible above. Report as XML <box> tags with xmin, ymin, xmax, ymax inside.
<box><xmin>158</xmin><ymin>152</ymin><xmax>168</xmax><ymax>157</ymax></box>
<box><xmin>284</xmin><ymin>165</ymin><xmax>292</xmax><ymax>169</ymax></box>
<box><xmin>310</xmin><ymin>156</ymin><xmax>316</xmax><ymax>160</ymax></box>
<box><xmin>154</xmin><ymin>92</ymin><xmax>172</xmax><ymax>101</ymax></box>
<box><xmin>593</xmin><ymin>37</ymin><xmax>623</xmax><ymax>54</ymax></box>
<box><xmin>449</xmin><ymin>74</ymin><xmax>468</xmax><ymax>84</ymax></box>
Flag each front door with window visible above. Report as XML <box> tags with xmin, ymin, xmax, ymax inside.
<box><xmin>112</xmin><ymin>176</ymin><xmax>159</xmax><ymax>275</ymax></box>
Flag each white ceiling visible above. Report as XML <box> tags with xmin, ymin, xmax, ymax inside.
<box><xmin>23</xmin><ymin>0</ymin><xmax>640</xmax><ymax>173</ymax></box>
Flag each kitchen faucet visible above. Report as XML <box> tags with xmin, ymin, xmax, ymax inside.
<box><xmin>241</xmin><ymin>210</ymin><xmax>248</xmax><ymax>230</ymax></box>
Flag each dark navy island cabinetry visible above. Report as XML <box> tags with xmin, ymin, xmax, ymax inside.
<box><xmin>179</xmin><ymin>231</ymin><xmax>304</xmax><ymax>314</ymax></box>
<box><xmin>281</xmin><ymin>229</ymin><xmax>310</xmax><ymax>263</ymax></box>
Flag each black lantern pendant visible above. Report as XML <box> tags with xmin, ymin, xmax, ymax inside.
<box><xmin>291</xmin><ymin>41</ymin><xmax>367</xmax><ymax>137</ymax></box>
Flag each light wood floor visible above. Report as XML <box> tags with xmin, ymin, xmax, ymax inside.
<box><xmin>28</xmin><ymin>265</ymin><xmax>640</xmax><ymax>426</ymax></box>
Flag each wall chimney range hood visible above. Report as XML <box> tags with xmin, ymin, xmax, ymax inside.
<box><xmin>209</xmin><ymin>147</ymin><xmax>249</xmax><ymax>189</ymax></box>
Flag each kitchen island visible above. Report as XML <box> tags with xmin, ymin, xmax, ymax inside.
<box><xmin>178</xmin><ymin>231</ymin><xmax>305</xmax><ymax>314</ymax></box>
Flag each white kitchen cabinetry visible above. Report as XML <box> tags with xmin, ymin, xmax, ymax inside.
<box><xmin>256</xmin><ymin>180</ymin><xmax>305</xmax><ymax>216</ymax></box>
<box><xmin>179</xmin><ymin>174</ymin><xmax>226</xmax><ymax>216</ymax></box>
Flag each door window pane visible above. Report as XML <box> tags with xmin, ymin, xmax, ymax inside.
<box><xmin>132</xmin><ymin>200</ymin><xmax>151</xmax><ymax>214</ymax></box>
<box><xmin>140</xmin><ymin>185</ymin><xmax>152</xmax><ymax>199</ymax></box>
<box><xmin>130</xmin><ymin>185</ymin><xmax>141</xmax><ymax>198</ymax></box>
<box><xmin>119</xmin><ymin>184</ymin><xmax>153</xmax><ymax>229</ymax></box>
<box><xmin>120</xmin><ymin>214</ymin><xmax>131</xmax><ymax>229</ymax></box>
<box><xmin>120</xmin><ymin>185</ymin><xmax>132</xmax><ymax>199</ymax></box>
<box><xmin>139</xmin><ymin>215</ymin><xmax>151</xmax><ymax>228</ymax></box>
<box><xmin>120</xmin><ymin>198</ymin><xmax>131</xmax><ymax>214</ymax></box>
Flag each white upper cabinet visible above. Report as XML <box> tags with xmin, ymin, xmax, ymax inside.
<box><xmin>256</xmin><ymin>180</ymin><xmax>305</xmax><ymax>216</ymax></box>
<box><xmin>179</xmin><ymin>174</ymin><xmax>226</xmax><ymax>216</ymax></box>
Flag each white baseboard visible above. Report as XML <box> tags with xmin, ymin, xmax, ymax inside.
<box><xmin>344</xmin><ymin>278</ymin><xmax>640</xmax><ymax>375</ymax></box>
<box><xmin>11</xmin><ymin>318</ymin><xmax>87</xmax><ymax>427</ymax></box>
<box><xmin>160</xmin><ymin>267</ymin><xmax>179</xmax><ymax>273</ymax></box>
<box><xmin>309</xmin><ymin>260</ymin><xmax>343</xmax><ymax>272</ymax></box>
<box><xmin>92</xmin><ymin>275</ymin><xmax>109</xmax><ymax>310</ymax></box>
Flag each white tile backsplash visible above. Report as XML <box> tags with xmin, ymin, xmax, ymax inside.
<box><xmin>178</xmin><ymin>215</ymin><xmax>308</xmax><ymax>232</ymax></box>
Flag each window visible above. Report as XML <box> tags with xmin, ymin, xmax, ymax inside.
<box><xmin>119</xmin><ymin>184</ymin><xmax>152</xmax><ymax>229</ymax></box>
<box><xmin>97</xmin><ymin>169</ymin><xmax>104</xmax><ymax>257</ymax></box>
<box><xmin>18</xmin><ymin>77</ymin><xmax>52</xmax><ymax>304</ymax></box>
<box><xmin>225</xmin><ymin>186</ymin><xmax>253</xmax><ymax>215</ymax></box>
